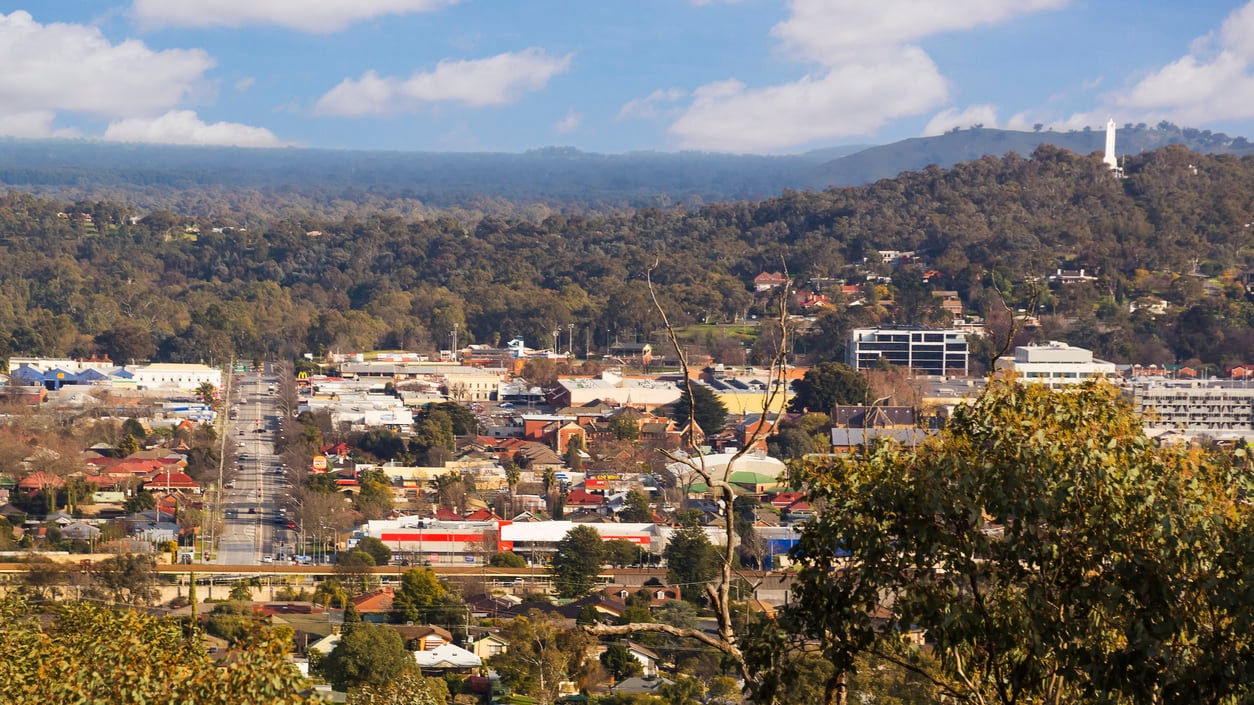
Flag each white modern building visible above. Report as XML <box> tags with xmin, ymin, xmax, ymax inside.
<box><xmin>994</xmin><ymin>342</ymin><xmax>1116</xmax><ymax>387</ymax></box>
<box><xmin>548</xmin><ymin>371</ymin><xmax>683</xmax><ymax>410</ymax></box>
<box><xmin>127</xmin><ymin>363</ymin><xmax>223</xmax><ymax>393</ymax></box>
<box><xmin>847</xmin><ymin>327</ymin><xmax>969</xmax><ymax>376</ymax></box>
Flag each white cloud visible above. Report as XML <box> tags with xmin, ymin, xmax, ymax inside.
<box><xmin>666</xmin><ymin>0</ymin><xmax>1067</xmax><ymax>152</ymax></box>
<box><xmin>617</xmin><ymin>88</ymin><xmax>686</xmax><ymax>121</ymax></box>
<box><xmin>315</xmin><ymin>49</ymin><xmax>572</xmax><ymax>116</ymax></box>
<box><xmin>922</xmin><ymin>104</ymin><xmax>999</xmax><ymax>136</ymax></box>
<box><xmin>235</xmin><ymin>76</ymin><xmax>257</xmax><ymax>92</ymax></box>
<box><xmin>0</xmin><ymin>11</ymin><xmax>213</xmax><ymax>132</ymax></box>
<box><xmin>771</xmin><ymin>0</ymin><xmax>1068</xmax><ymax>65</ymax></box>
<box><xmin>132</xmin><ymin>0</ymin><xmax>459</xmax><ymax>33</ymax></box>
<box><xmin>104</xmin><ymin>110</ymin><xmax>285</xmax><ymax>147</ymax></box>
<box><xmin>671</xmin><ymin>47</ymin><xmax>948</xmax><ymax>152</ymax></box>
<box><xmin>1063</xmin><ymin>2</ymin><xmax>1254</xmax><ymax>129</ymax></box>
<box><xmin>0</xmin><ymin>111</ymin><xmax>80</xmax><ymax>139</ymax></box>
<box><xmin>553</xmin><ymin>110</ymin><xmax>582</xmax><ymax>134</ymax></box>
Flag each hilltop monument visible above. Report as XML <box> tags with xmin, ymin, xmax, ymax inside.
<box><xmin>1103</xmin><ymin>119</ymin><xmax>1123</xmax><ymax>175</ymax></box>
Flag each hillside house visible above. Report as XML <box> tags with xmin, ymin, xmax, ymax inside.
<box><xmin>752</xmin><ymin>271</ymin><xmax>790</xmax><ymax>292</ymax></box>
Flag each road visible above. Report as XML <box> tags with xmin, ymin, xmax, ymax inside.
<box><xmin>215</xmin><ymin>370</ymin><xmax>288</xmax><ymax>565</ymax></box>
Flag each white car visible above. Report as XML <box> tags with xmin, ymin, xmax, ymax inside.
<box><xmin>261</xmin><ymin>556</ymin><xmax>274</xmax><ymax>564</ymax></box>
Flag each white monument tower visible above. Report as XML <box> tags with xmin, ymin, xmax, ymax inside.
<box><xmin>1103</xmin><ymin>119</ymin><xmax>1122</xmax><ymax>175</ymax></box>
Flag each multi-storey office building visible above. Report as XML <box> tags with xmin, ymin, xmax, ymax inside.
<box><xmin>846</xmin><ymin>327</ymin><xmax>970</xmax><ymax>376</ymax></box>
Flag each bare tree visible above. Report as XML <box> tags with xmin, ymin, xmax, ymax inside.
<box><xmin>582</xmin><ymin>262</ymin><xmax>794</xmax><ymax>683</ymax></box>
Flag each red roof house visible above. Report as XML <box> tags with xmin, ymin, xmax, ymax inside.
<box><xmin>143</xmin><ymin>471</ymin><xmax>202</xmax><ymax>494</ymax></box>
<box><xmin>566</xmin><ymin>489</ymin><xmax>604</xmax><ymax>508</ymax></box>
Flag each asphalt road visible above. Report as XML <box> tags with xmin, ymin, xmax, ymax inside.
<box><xmin>215</xmin><ymin>371</ymin><xmax>287</xmax><ymax>566</ymax></box>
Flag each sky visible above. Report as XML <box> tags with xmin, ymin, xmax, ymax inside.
<box><xmin>1</xmin><ymin>1</ymin><xmax>1253</xmax><ymax>154</ymax></box>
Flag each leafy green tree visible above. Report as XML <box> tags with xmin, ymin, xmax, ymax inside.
<box><xmin>658</xmin><ymin>676</ymin><xmax>705</xmax><ymax>705</ymax></box>
<box><xmin>653</xmin><ymin>600</ymin><xmax>699</xmax><ymax>631</ymax></box>
<box><xmin>390</xmin><ymin>568</ymin><xmax>463</xmax><ymax>627</ymax></box>
<box><xmin>551</xmin><ymin>525</ymin><xmax>605</xmax><ymax>598</ymax></box>
<box><xmin>356</xmin><ymin>430</ymin><xmax>407</xmax><ymax>461</ymax></box>
<box><xmin>357</xmin><ymin>536</ymin><xmax>393</xmax><ymax>567</ymax></box>
<box><xmin>786</xmin><ymin>362</ymin><xmax>869</xmax><ymax>414</ymax></box>
<box><xmin>608</xmin><ymin>409</ymin><xmax>641</xmax><ymax>441</ymax></box>
<box><xmin>355</xmin><ymin>468</ymin><xmax>395</xmax><ymax>520</ymax></box>
<box><xmin>671</xmin><ymin>383</ymin><xmax>728</xmax><ymax>435</ymax></box>
<box><xmin>229</xmin><ymin>580</ymin><xmax>255</xmax><ymax>602</ymax></box>
<box><xmin>576</xmin><ymin>604</ymin><xmax>601</xmax><ymax>625</ymax></box>
<box><xmin>19</xmin><ymin>555</ymin><xmax>67</xmax><ymax>602</ymax></box>
<box><xmin>772</xmin><ymin>380</ymin><xmax>1254</xmax><ymax>705</ymax></box>
<box><xmin>706</xmin><ymin>676</ymin><xmax>741</xmax><ymax>705</ymax></box>
<box><xmin>0</xmin><ymin>596</ymin><xmax>312</xmax><ymax>704</ymax></box>
<box><xmin>121</xmin><ymin>417</ymin><xmax>147</xmax><ymax>440</ymax></box>
<box><xmin>564</xmin><ymin>435</ymin><xmax>584</xmax><ymax>471</ymax></box>
<box><xmin>322</xmin><ymin>622</ymin><xmax>416</xmax><ymax>692</ymax></box>
<box><xmin>410</xmin><ymin>410</ymin><xmax>454</xmax><ymax>463</ymax></box>
<box><xmin>601</xmin><ymin>643</ymin><xmax>643</xmax><ymax>680</ymax></box>
<box><xmin>427</xmin><ymin>402</ymin><xmax>479</xmax><ymax>436</ymax></box>
<box><xmin>345</xmin><ymin>670</ymin><xmax>449</xmax><ymax>705</ymax></box>
<box><xmin>603</xmin><ymin>538</ymin><xmax>643</xmax><ymax>567</ymax></box>
<box><xmin>618</xmin><ymin>488</ymin><xmax>653</xmax><ymax>523</ymax></box>
<box><xmin>490</xmin><ymin>551</ymin><xmax>527</xmax><ymax>568</ymax></box>
<box><xmin>490</xmin><ymin>610</ymin><xmax>590</xmax><ymax>705</ymax></box>
<box><xmin>94</xmin><ymin>320</ymin><xmax>154</xmax><ymax>363</ymax></box>
<box><xmin>88</xmin><ymin>553</ymin><xmax>159</xmax><ymax>606</ymax></box>
<box><xmin>123</xmin><ymin>489</ymin><xmax>156</xmax><ymax>515</ymax></box>
<box><xmin>334</xmin><ymin>550</ymin><xmax>377</xmax><ymax>595</ymax></box>
<box><xmin>312</xmin><ymin>578</ymin><xmax>348</xmax><ymax>609</ymax></box>
<box><xmin>205</xmin><ymin>599</ymin><xmax>258</xmax><ymax>644</ymax></box>
<box><xmin>116</xmin><ymin>433</ymin><xmax>141</xmax><ymax>457</ymax></box>
<box><xmin>663</xmin><ymin>514</ymin><xmax>719</xmax><ymax>604</ymax></box>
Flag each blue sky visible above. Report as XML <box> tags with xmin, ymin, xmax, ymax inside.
<box><xmin>1</xmin><ymin>1</ymin><xmax>1252</xmax><ymax>153</ymax></box>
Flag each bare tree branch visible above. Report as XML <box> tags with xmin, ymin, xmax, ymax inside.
<box><xmin>584</xmin><ymin>259</ymin><xmax>795</xmax><ymax>684</ymax></box>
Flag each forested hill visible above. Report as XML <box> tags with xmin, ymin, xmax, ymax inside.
<box><xmin>812</xmin><ymin>123</ymin><xmax>1254</xmax><ymax>186</ymax></box>
<box><xmin>0</xmin><ymin>123</ymin><xmax>1247</xmax><ymax>217</ymax></box>
<box><xmin>1</xmin><ymin>142</ymin><xmax>1252</xmax><ymax>372</ymax></box>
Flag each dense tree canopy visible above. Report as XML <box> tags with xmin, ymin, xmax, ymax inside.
<box><xmin>764</xmin><ymin>379</ymin><xmax>1254</xmax><ymax>705</ymax></box>
<box><xmin>786</xmin><ymin>362</ymin><xmax>870</xmax><ymax>414</ymax></box>
<box><xmin>2</xmin><ymin>144</ymin><xmax>1254</xmax><ymax>370</ymax></box>
<box><xmin>671</xmin><ymin>384</ymin><xmax>728</xmax><ymax>436</ymax></box>
<box><xmin>322</xmin><ymin>621</ymin><xmax>415</xmax><ymax>693</ymax></box>
<box><xmin>0</xmin><ymin>596</ymin><xmax>311</xmax><ymax>704</ymax></box>
<box><xmin>664</xmin><ymin>512</ymin><xmax>720</xmax><ymax>603</ymax></box>
<box><xmin>389</xmin><ymin>567</ymin><xmax>463</xmax><ymax>628</ymax></box>
<box><xmin>551</xmin><ymin>525</ymin><xmax>605</xmax><ymax>598</ymax></box>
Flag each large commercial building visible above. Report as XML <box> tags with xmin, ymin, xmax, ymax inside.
<box><xmin>846</xmin><ymin>327</ymin><xmax>969</xmax><ymax>376</ymax></box>
<box><xmin>1127</xmin><ymin>379</ymin><xmax>1254</xmax><ymax>441</ymax></box>
<box><xmin>547</xmin><ymin>371</ymin><xmax>682</xmax><ymax>410</ymax></box>
<box><xmin>994</xmin><ymin>341</ymin><xmax>1117</xmax><ymax>387</ymax></box>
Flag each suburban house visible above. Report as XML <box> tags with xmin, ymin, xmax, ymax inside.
<box><xmin>752</xmin><ymin>271</ymin><xmax>790</xmax><ymax>292</ymax></box>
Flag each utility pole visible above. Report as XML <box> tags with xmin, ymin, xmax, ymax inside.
<box><xmin>568</xmin><ymin>323</ymin><xmax>575</xmax><ymax>357</ymax></box>
<box><xmin>209</xmin><ymin>359</ymin><xmax>234</xmax><ymax>563</ymax></box>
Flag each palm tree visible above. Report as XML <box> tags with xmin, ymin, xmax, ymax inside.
<box><xmin>505</xmin><ymin>462</ymin><xmax>521</xmax><ymax>518</ymax></box>
<box><xmin>196</xmin><ymin>382</ymin><xmax>217</xmax><ymax>410</ymax></box>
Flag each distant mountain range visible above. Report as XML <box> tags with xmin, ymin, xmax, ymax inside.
<box><xmin>0</xmin><ymin>123</ymin><xmax>1248</xmax><ymax>212</ymax></box>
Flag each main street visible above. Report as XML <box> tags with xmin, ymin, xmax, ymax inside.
<box><xmin>215</xmin><ymin>369</ymin><xmax>287</xmax><ymax>565</ymax></box>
